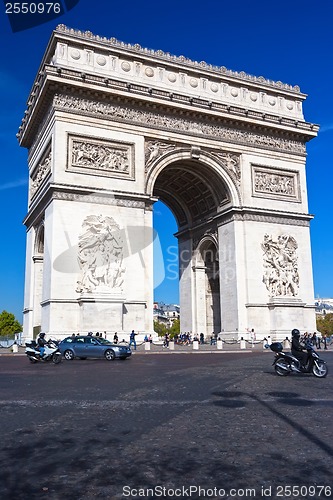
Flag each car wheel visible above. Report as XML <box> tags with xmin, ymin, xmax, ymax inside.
<box><xmin>64</xmin><ymin>349</ymin><xmax>75</xmax><ymax>360</ymax></box>
<box><xmin>105</xmin><ymin>349</ymin><xmax>115</xmax><ymax>361</ymax></box>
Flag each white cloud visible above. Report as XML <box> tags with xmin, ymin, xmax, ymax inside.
<box><xmin>0</xmin><ymin>178</ymin><xmax>27</xmax><ymax>191</ymax></box>
<box><xmin>318</xmin><ymin>124</ymin><xmax>333</xmax><ymax>134</ymax></box>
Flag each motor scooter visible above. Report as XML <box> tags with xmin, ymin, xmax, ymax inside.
<box><xmin>271</xmin><ymin>341</ymin><xmax>328</xmax><ymax>378</ymax></box>
<box><xmin>25</xmin><ymin>339</ymin><xmax>62</xmax><ymax>364</ymax></box>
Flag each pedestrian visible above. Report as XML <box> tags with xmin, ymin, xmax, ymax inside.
<box><xmin>113</xmin><ymin>332</ymin><xmax>118</xmax><ymax>344</ymax></box>
<box><xmin>200</xmin><ymin>332</ymin><xmax>204</xmax><ymax>344</ymax></box>
<box><xmin>164</xmin><ymin>333</ymin><xmax>169</xmax><ymax>348</ymax></box>
<box><xmin>129</xmin><ymin>330</ymin><xmax>137</xmax><ymax>350</ymax></box>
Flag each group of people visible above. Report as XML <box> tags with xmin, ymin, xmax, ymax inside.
<box><xmin>300</xmin><ymin>331</ymin><xmax>328</xmax><ymax>350</ymax></box>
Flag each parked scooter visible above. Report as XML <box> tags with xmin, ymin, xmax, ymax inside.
<box><xmin>25</xmin><ymin>339</ymin><xmax>62</xmax><ymax>364</ymax></box>
<box><xmin>271</xmin><ymin>341</ymin><xmax>328</xmax><ymax>378</ymax></box>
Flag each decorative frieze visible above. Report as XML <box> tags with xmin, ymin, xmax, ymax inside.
<box><xmin>30</xmin><ymin>147</ymin><xmax>52</xmax><ymax>198</ymax></box>
<box><xmin>262</xmin><ymin>233</ymin><xmax>299</xmax><ymax>297</ymax></box>
<box><xmin>76</xmin><ymin>215</ymin><xmax>125</xmax><ymax>294</ymax></box>
<box><xmin>67</xmin><ymin>135</ymin><xmax>135</xmax><ymax>180</ymax></box>
<box><xmin>252</xmin><ymin>165</ymin><xmax>299</xmax><ymax>201</ymax></box>
<box><xmin>218</xmin><ymin>212</ymin><xmax>310</xmax><ymax>227</ymax></box>
<box><xmin>52</xmin><ymin>191</ymin><xmax>146</xmax><ymax>209</ymax></box>
<box><xmin>53</xmin><ymin>94</ymin><xmax>306</xmax><ymax>155</ymax></box>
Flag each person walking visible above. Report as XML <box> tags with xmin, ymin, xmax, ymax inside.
<box><xmin>129</xmin><ymin>330</ymin><xmax>137</xmax><ymax>350</ymax></box>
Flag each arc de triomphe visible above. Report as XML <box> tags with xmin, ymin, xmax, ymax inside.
<box><xmin>18</xmin><ymin>25</ymin><xmax>318</xmax><ymax>340</ymax></box>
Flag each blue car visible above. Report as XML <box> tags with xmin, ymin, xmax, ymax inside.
<box><xmin>59</xmin><ymin>336</ymin><xmax>131</xmax><ymax>361</ymax></box>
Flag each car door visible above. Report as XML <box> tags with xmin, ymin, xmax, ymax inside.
<box><xmin>84</xmin><ymin>337</ymin><xmax>102</xmax><ymax>358</ymax></box>
<box><xmin>73</xmin><ymin>337</ymin><xmax>86</xmax><ymax>357</ymax></box>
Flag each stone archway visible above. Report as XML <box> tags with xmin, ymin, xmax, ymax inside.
<box><xmin>148</xmin><ymin>152</ymin><xmax>232</xmax><ymax>337</ymax></box>
<box><xmin>194</xmin><ymin>237</ymin><xmax>221</xmax><ymax>337</ymax></box>
<box><xmin>19</xmin><ymin>26</ymin><xmax>318</xmax><ymax>340</ymax></box>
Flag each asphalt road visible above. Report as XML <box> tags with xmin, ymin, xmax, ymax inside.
<box><xmin>0</xmin><ymin>351</ymin><xmax>332</xmax><ymax>500</ymax></box>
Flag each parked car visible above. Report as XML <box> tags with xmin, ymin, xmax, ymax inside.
<box><xmin>59</xmin><ymin>336</ymin><xmax>131</xmax><ymax>361</ymax></box>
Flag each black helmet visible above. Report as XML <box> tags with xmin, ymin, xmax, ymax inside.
<box><xmin>291</xmin><ymin>329</ymin><xmax>300</xmax><ymax>337</ymax></box>
<box><xmin>39</xmin><ymin>332</ymin><xmax>45</xmax><ymax>338</ymax></box>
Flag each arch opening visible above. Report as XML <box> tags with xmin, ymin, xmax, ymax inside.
<box><xmin>152</xmin><ymin>158</ymin><xmax>228</xmax><ymax>337</ymax></box>
<box><xmin>152</xmin><ymin>159</ymin><xmax>230</xmax><ymax>230</ymax></box>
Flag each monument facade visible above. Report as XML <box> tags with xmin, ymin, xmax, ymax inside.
<box><xmin>18</xmin><ymin>25</ymin><xmax>319</xmax><ymax>340</ymax></box>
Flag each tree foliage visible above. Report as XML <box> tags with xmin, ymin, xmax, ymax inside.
<box><xmin>153</xmin><ymin>321</ymin><xmax>168</xmax><ymax>337</ymax></box>
<box><xmin>0</xmin><ymin>310</ymin><xmax>22</xmax><ymax>337</ymax></box>
<box><xmin>169</xmin><ymin>319</ymin><xmax>180</xmax><ymax>337</ymax></box>
<box><xmin>153</xmin><ymin>319</ymin><xmax>180</xmax><ymax>339</ymax></box>
<box><xmin>316</xmin><ymin>313</ymin><xmax>333</xmax><ymax>337</ymax></box>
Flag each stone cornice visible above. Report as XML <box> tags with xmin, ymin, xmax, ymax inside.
<box><xmin>17</xmin><ymin>26</ymin><xmax>319</xmax><ymax>148</ymax></box>
<box><xmin>54</xmin><ymin>25</ymin><xmax>302</xmax><ymax>95</ymax></box>
<box><xmin>24</xmin><ymin>182</ymin><xmax>152</xmax><ymax>230</ymax></box>
<box><xmin>217</xmin><ymin>207</ymin><xmax>313</xmax><ymax>227</ymax></box>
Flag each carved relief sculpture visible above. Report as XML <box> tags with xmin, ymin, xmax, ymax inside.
<box><xmin>68</xmin><ymin>136</ymin><xmax>134</xmax><ymax>179</ymax></box>
<box><xmin>262</xmin><ymin>234</ymin><xmax>299</xmax><ymax>297</ymax></box>
<box><xmin>210</xmin><ymin>150</ymin><xmax>241</xmax><ymax>186</ymax></box>
<box><xmin>144</xmin><ymin>140</ymin><xmax>176</xmax><ymax>171</ymax></box>
<box><xmin>30</xmin><ymin>149</ymin><xmax>52</xmax><ymax>198</ymax></box>
<box><xmin>253</xmin><ymin>166</ymin><xmax>298</xmax><ymax>200</ymax></box>
<box><xmin>54</xmin><ymin>95</ymin><xmax>306</xmax><ymax>155</ymax></box>
<box><xmin>76</xmin><ymin>215</ymin><xmax>125</xmax><ymax>293</ymax></box>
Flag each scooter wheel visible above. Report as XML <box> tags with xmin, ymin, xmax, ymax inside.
<box><xmin>52</xmin><ymin>352</ymin><xmax>62</xmax><ymax>364</ymax></box>
<box><xmin>275</xmin><ymin>359</ymin><xmax>291</xmax><ymax>376</ymax></box>
<box><xmin>312</xmin><ymin>361</ymin><xmax>328</xmax><ymax>378</ymax></box>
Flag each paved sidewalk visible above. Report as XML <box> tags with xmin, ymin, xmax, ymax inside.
<box><xmin>0</xmin><ymin>341</ymin><xmax>272</xmax><ymax>356</ymax></box>
<box><xmin>2</xmin><ymin>340</ymin><xmax>331</xmax><ymax>356</ymax></box>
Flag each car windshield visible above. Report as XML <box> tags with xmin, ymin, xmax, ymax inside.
<box><xmin>96</xmin><ymin>338</ymin><xmax>113</xmax><ymax>345</ymax></box>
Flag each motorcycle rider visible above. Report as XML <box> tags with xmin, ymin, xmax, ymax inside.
<box><xmin>291</xmin><ymin>328</ymin><xmax>308</xmax><ymax>370</ymax></box>
<box><xmin>37</xmin><ymin>332</ymin><xmax>47</xmax><ymax>358</ymax></box>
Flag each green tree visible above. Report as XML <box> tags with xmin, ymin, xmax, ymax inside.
<box><xmin>0</xmin><ymin>310</ymin><xmax>22</xmax><ymax>337</ymax></box>
<box><xmin>169</xmin><ymin>319</ymin><xmax>180</xmax><ymax>338</ymax></box>
<box><xmin>316</xmin><ymin>313</ymin><xmax>333</xmax><ymax>337</ymax></box>
<box><xmin>153</xmin><ymin>321</ymin><xmax>168</xmax><ymax>337</ymax></box>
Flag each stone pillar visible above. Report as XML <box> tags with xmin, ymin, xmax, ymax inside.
<box><xmin>178</xmin><ymin>236</ymin><xmax>195</xmax><ymax>333</ymax></box>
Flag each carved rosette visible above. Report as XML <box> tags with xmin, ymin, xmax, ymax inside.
<box><xmin>30</xmin><ymin>148</ymin><xmax>52</xmax><ymax>198</ymax></box>
<box><xmin>261</xmin><ymin>234</ymin><xmax>299</xmax><ymax>297</ymax></box>
<box><xmin>76</xmin><ymin>215</ymin><xmax>125</xmax><ymax>294</ymax></box>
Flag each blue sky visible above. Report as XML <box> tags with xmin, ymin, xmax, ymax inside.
<box><xmin>0</xmin><ymin>0</ymin><xmax>332</xmax><ymax>322</ymax></box>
